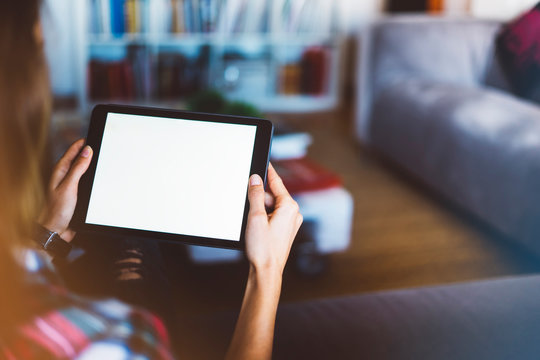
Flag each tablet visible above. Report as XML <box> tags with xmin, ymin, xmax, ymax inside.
<box><xmin>73</xmin><ymin>104</ymin><xmax>273</xmax><ymax>249</ymax></box>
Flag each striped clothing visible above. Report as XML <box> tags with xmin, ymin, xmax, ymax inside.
<box><xmin>1</xmin><ymin>250</ymin><xmax>175</xmax><ymax>359</ymax></box>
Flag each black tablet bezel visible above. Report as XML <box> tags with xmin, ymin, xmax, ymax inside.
<box><xmin>72</xmin><ymin>104</ymin><xmax>273</xmax><ymax>250</ymax></box>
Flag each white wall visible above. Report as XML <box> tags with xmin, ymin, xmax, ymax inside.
<box><xmin>43</xmin><ymin>0</ymin><xmax>77</xmax><ymax>96</ymax></box>
<box><xmin>471</xmin><ymin>0</ymin><xmax>538</xmax><ymax>20</ymax></box>
<box><xmin>339</xmin><ymin>0</ymin><xmax>386</xmax><ymax>32</ymax></box>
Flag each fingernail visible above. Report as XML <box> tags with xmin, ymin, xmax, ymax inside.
<box><xmin>250</xmin><ymin>174</ymin><xmax>262</xmax><ymax>186</ymax></box>
<box><xmin>81</xmin><ymin>146</ymin><xmax>91</xmax><ymax>158</ymax></box>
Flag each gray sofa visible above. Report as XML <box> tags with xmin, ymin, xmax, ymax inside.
<box><xmin>176</xmin><ymin>17</ymin><xmax>540</xmax><ymax>359</ymax></box>
<box><xmin>179</xmin><ymin>275</ymin><xmax>540</xmax><ymax>359</ymax></box>
<box><xmin>356</xmin><ymin>15</ymin><xmax>540</xmax><ymax>257</ymax></box>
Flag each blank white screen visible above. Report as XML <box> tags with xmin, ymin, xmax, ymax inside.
<box><xmin>85</xmin><ymin>113</ymin><xmax>257</xmax><ymax>241</ymax></box>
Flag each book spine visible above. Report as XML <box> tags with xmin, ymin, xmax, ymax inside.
<box><xmin>270</xmin><ymin>0</ymin><xmax>285</xmax><ymax>34</ymax></box>
<box><xmin>243</xmin><ymin>0</ymin><xmax>267</xmax><ymax>33</ymax></box>
<box><xmin>183</xmin><ymin>0</ymin><xmax>193</xmax><ymax>33</ymax></box>
<box><xmin>171</xmin><ymin>0</ymin><xmax>179</xmax><ymax>33</ymax></box>
<box><xmin>126</xmin><ymin>0</ymin><xmax>138</xmax><ymax>33</ymax></box>
<box><xmin>99</xmin><ymin>0</ymin><xmax>112</xmax><ymax>34</ymax></box>
<box><xmin>110</xmin><ymin>0</ymin><xmax>126</xmax><ymax>36</ymax></box>
<box><xmin>288</xmin><ymin>0</ymin><xmax>308</xmax><ymax>33</ymax></box>
<box><xmin>279</xmin><ymin>63</ymin><xmax>301</xmax><ymax>95</ymax></box>
<box><xmin>218</xmin><ymin>0</ymin><xmax>243</xmax><ymax>34</ymax></box>
<box><xmin>176</xmin><ymin>0</ymin><xmax>186</xmax><ymax>33</ymax></box>
<box><xmin>200</xmin><ymin>0</ymin><xmax>212</xmax><ymax>33</ymax></box>
<box><xmin>191</xmin><ymin>0</ymin><xmax>201</xmax><ymax>33</ymax></box>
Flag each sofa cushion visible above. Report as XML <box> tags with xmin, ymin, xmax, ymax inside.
<box><xmin>370</xmin><ymin>79</ymin><xmax>540</xmax><ymax>257</ymax></box>
<box><xmin>176</xmin><ymin>275</ymin><xmax>540</xmax><ymax>359</ymax></box>
<box><xmin>497</xmin><ymin>3</ymin><xmax>540</xmax><ymax>102</ymax></box>
<box><xmin>369</xmin><ymin>17</ymin><xmax>502</xmax><ymax>96</ymax></box>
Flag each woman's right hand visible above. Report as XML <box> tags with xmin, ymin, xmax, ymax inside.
<box><xmin>245</xmin><ymin>163</ymin><xmax>303</xmax><ymax>277</ymax></box>
<box><xmin>226</xmin><ymin>164</ymin><xmax>302</xmax><ymax>360</ymax></box>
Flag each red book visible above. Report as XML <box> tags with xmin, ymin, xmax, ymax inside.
<box><xmin>121</xmin><ymin>61</ymin><xmax>135</xmax><ymax>100</ymax></box>
<box><xmin>108</xmin><ymin>63</ymin><xmax>122</xmax><ymax>99</ymax></box>
<box><xmin>272</xmin><ymin>158</ymin><xmax>342</xmax><ymax>195</ymax></box>
<box><xmin>301</xmin><ymin>47</ymin><xmax>328</xmax><ymax>95</ymax></box>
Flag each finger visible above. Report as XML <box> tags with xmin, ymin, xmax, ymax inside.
<box><xmin>267</xmin><ymin>163</ymin><xmax>291</xmax><ymax>201</ymax></box>
<box><xmin>296</xmin><ymin>213</ymin><xmax>303</xmax><ymax>228</ymax></box>
<box><xmin>247</xmin><ymin>174</ymin><xmax>267</xmax><ymax>218</ymax></box>
<box><xmin>61</xmin><ymin>145</ymin><xmax>93</xmax><ymax>189</ymax></box>
<box><xmin>49</xmin><ymin>139</ymin><xmax>86</xmax><ymax>190</ymax></box>
<box><xmin>264</xmin><ymin>192</ymin><xmax>275</xmax><ymax>209</ymax></box>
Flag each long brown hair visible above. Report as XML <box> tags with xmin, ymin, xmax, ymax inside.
<box><xmin>0</xmin><ymin>0</ymin><xmax>51</xmax><ymax>331</ymax></box>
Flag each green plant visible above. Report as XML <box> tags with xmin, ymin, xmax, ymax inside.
<box><xmin>222</xmin><ymin>101</ymin><xmax>264</xmax><ymax>118</ymax></box>
<box><xmin>187</xmin><ymin>89</ymin><xmax>263</xmax><ymax>118</ymax></box>
<box><xmin>187</xmin><ymin>89</ymin><xmax>227</xmax><ymax>114</ymax></box>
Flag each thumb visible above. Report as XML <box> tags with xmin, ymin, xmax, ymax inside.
<box><xmin>247</xmin><ymin>174</ymin><xmax>267</xmax><ymax>217</ymax></box>
<box><xmin>63</xmin><ymin>145</ymin><xmax>93</xmax><ymax>188</ymax></box>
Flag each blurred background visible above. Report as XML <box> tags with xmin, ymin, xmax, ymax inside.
<box><xmin>45</xmin><ymin>0</ymin><xmax>536</xmax><ymax>109</ymax></box>
<box><xmin>43</xmin><ymin>0</ymin><xmax>540</xmax><ymax>316</ymax></box>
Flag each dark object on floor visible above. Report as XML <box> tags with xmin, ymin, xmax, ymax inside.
<box><xmin>292</xmin><ymin>221</ymin><xmax>328</xmax><ymax>276</ymax></box>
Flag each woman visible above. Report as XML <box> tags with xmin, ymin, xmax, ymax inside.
<box><xmin>0</xmin><ymin>1</ymin><xmax>302</xmax><ymax>358</ymax></box>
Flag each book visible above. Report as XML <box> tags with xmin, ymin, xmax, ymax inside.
<box><xmin>298</xmin><ymin>0</ymin><xmax>332</xmax><ymax>33</ymax></box>
<box><xmin>190</xmin><ymin>0</ymin><xmax>201</xmax><ymax>33</ymax></box>
<box><xmin>171</xmin><ymin>0</ymin><xmax>185</xmax><ymax>33</ymax></box>
<box><xmin>126</xmin><ymin>0</ymin><xmax>139</xmax><ymax>33</ymax></box>
<box><xmin>99</xmin><ymin>0</ymin><xmax>112</xmax><ymax>34</ymax></box>
<box><xmin>243</xmin><ymin>0</ymin><xmax>268</xmax><ymax>33</ymax></box>
<box><xmin>277</xmin><ymin>46</ymin><xmax>329</xmax><ymax>96</ymax></box>
<box><xmin>272</xmin><ymin>158</ymin><xmax>342</xmax><ymax>195</ymax></box>
<box><xmin>200</xmin><ymin>0</ymin><xmax>220</xmax><ymax>33</ymax></box>
<box><xmin>90</xmin><ymin>0</ymin><xmax>102</xmax><ymax>34</ymax></box>
<box><xmin>287</xmin><ymin>0</ymin><xmax>308</xmax><ymax>32</ymax></box>
<box><xmin>149</xmin><ymin>0</ymin><xmax>172</xmax><ymax>33</ymax></box>
<box><xmin>300</xmin><ymin>47</ymin><xmax>329</xmax><ymax>95</ymax></box>
<box><xmin>89</xmin><ymin>0</ymin><xmax>111</xmax><ymax>34</ymax></box>
<box><xmin>88</xmin><ymin>46</ymin><xmax>149</xmax><ymax>101</ymax></box>
<box><xmin>279</xmin><ymin>63</ymin><xmax>302</xmax><ymax>95</ymax></box>
<box><xmin>155</xmin><ymin>49</ymin><xmax>208</xmax><ymax>99</ymax></box>
<box><xmin>217</xmin><ymin>0</ymin><xmax>245</xmax><ymax>34</ymax></box>
<box><xmin>91</xmin><ymin>0</ymin><xmax>146</xmax><ymax>35</ymax></box>
<box><xmin>110</xmin><ymin>0</ymin><xmax>126</xmax><ymax>36</ymax></box>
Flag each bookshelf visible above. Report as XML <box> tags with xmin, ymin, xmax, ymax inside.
<box><xmin>74</xmin><ymin>0</ymin><xmax>343</xmax><ymax>113</ymax></box>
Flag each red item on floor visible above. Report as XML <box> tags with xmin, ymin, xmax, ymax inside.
<box><xmin>272</xmin><ymin>158</ymin><xmax>342</xmax><ymax>195</ymax></box>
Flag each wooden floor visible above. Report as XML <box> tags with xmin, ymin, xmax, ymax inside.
<box><xmin>168</xmin><ymin>105</ymin><xmax>540</xmax><ymax>315</ymax></box>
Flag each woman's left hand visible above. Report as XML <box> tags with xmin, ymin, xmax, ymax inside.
<box><xmin>38</xmin><ymin>138</ymin><xmax>93</xmax><ymax>242</ymax></box>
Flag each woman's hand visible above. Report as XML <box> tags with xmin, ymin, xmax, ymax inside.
<box><xmin>245</xmin><ymin>163</ymin><xmax>303</xmax><ymax>277</ymax></box>
<box><xmin>226</xmin><ymin>164</ymin><xmax>302</xmax><ymax>360</ymax></box>
<box><xmin>38</xmin><ymin>139</ymin><xmax>93</xmax><ymax>242</ymax></box>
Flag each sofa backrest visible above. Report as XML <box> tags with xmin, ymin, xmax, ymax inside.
<box><xmin>356</xmin><ymin>16</ymin><xmax>507</xmax><ymax>142</ymax></box>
